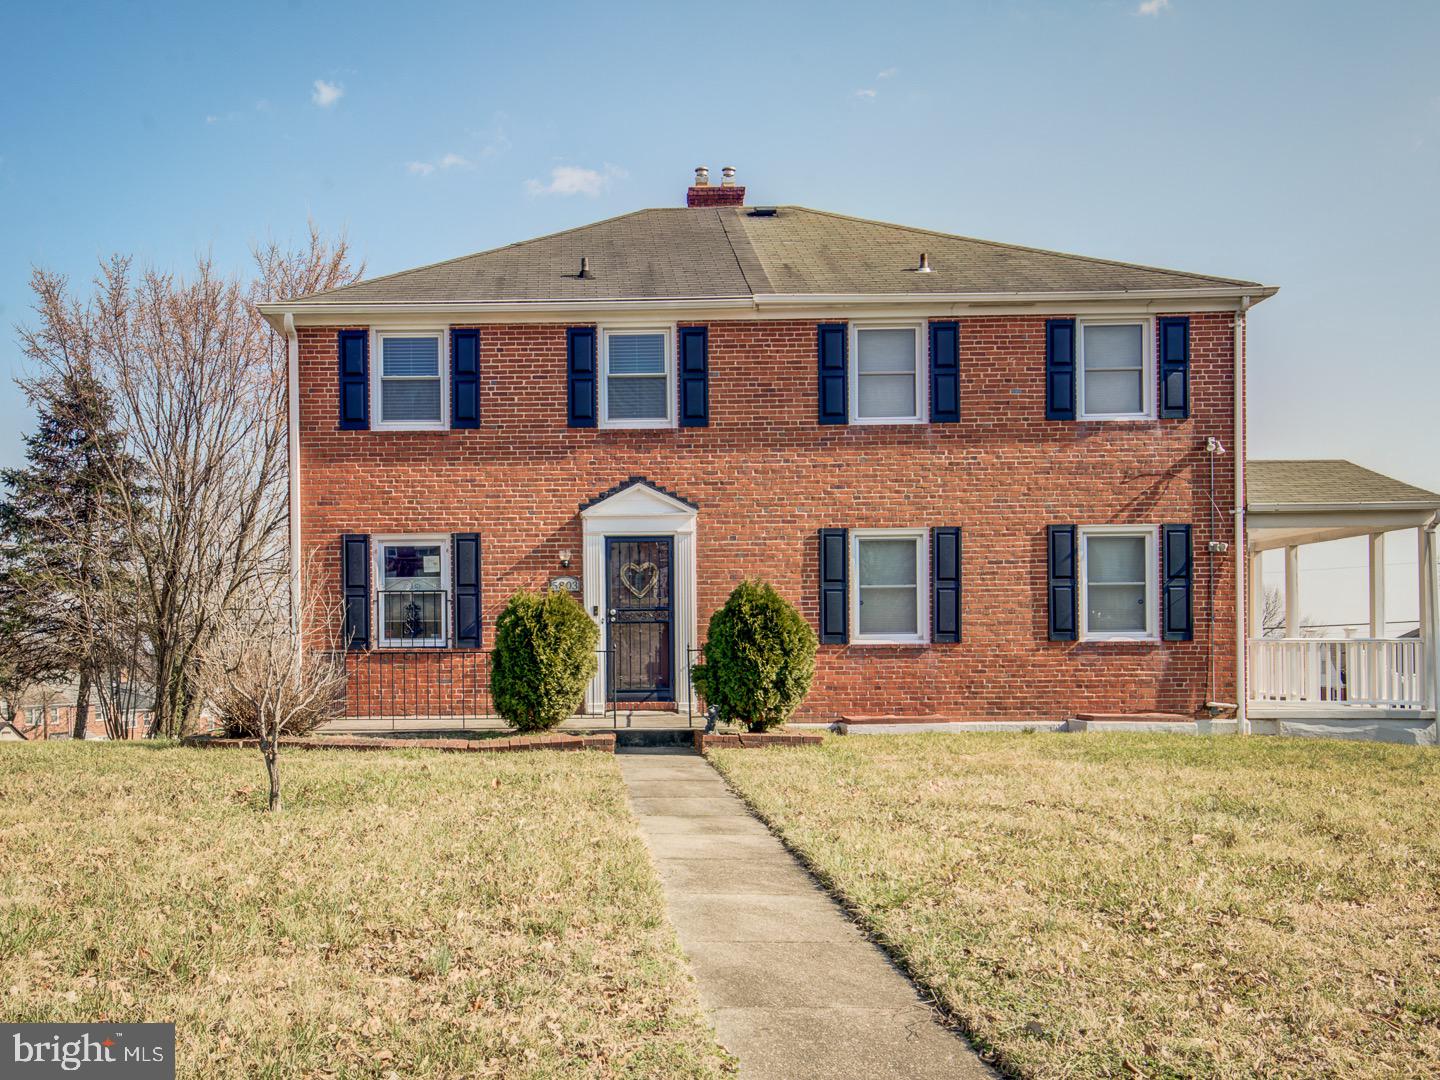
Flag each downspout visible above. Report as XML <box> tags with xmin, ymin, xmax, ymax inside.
<box><xmin>1234</xmin><ymin>295</ymin><xmax>1252</xmax><ymax>734</ymax></box>
<box><xmin>284</xmin><ymin>313</ymin><xmax>302</xmax><ymax>641</ymax></box>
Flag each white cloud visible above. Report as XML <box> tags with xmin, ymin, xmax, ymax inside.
<box><xmin>1137</xmin><ymin>0</ymin><xmax>1171</xmax><ymax>15</ymax></box>
<box><xmin>405</xmin><ymin>152</ymin><xmax>474</xmax><ymax>178</ymax></box>
<box><xmin>205</xmin><ymin>114</ymin><xmax>218</xmax><ymax>125</ymax></box>
<box><xmin>877</xmin><ymin>67</ymin><xmax>898</xmax><ymax>79</ymax></box>
<box><xmin>311</xmin><ymin>79</ymin><xmax>344</xmax><ymax>108</ymax></box>
<box><xmin>854</xmin><ymin>88</ymin><xmax>878</xmax><ymax>100</ymax></box>
<box><xmin>524</xmin><ymin>163</ymin><xmax>626</xmax><ymax>197</ymax></box>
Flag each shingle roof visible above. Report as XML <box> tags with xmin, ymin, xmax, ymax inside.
<box><xmin>282</xmin><ymin>206</ymin><xmax>1267</xmax><ymax>307</ymax></box>
<box><xmin>1247</xmin><ymin>460</ymin><xmax>1440</xmax><ymax>510</ymax></box>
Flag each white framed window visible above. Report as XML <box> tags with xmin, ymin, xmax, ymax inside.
<box><xmin>374</xmin><ymin>536</ymin><xmax>450</xmax><ymax>647</ymax></box>
<box><xmin>849</xmin><ymin>322</ymin><xmax>925</xmax><ymax>424</ymax></box>
<box><xmin>372</xmin><ymin>330</ymin><xmax>448</xmax><ymax>430</ymax></box>
<box><xmin>1078</xmin><ymin>318</ymin><xmax>1152</xmax><ymax>420</ymax></box>
<box><xmin>600</xmin><ymin>327</ymin><xmax>675</xmax><ymax>429</ymax></box>
<box><xmin>850</xmin><ymin>528</ymin><xmax>929</xmax><ymax>644</ymax></box>
<box><xmin>1078</xmin><ymin>526</ymin><xmax>1158</xmax><ymax>641</ymax></box>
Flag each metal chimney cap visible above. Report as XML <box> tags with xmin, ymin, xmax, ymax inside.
<box><xmin>720</xmin><ymin>166</ymin><xmax>737</xmax><ymax>187</ymax></box>
<box><xmin>693</xmin><ymin>166</ymin><xmax>710</xmax><ymax>186</ymax></box>
<box><xmin>917</xmin><ymin>252</ymin><xmax>933</xmax><ymax>273</ymax></box>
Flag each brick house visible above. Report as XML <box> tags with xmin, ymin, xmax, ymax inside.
<box><xmin>261</xmin><ymin>167</ymin><xmax>1282</xmax><ymax>726</ymax></box>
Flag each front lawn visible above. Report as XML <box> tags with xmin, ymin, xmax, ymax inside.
<box><xmin>709</xmin><ymin>733</ymin><xmax>1440</xmax><ymax>1078</ymax></box>
<box><xmin>0</xmin><ymin>743</ymin><xmax>732</xmax><ymax>1078</ymax></box>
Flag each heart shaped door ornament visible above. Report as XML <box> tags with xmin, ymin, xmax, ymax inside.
<box><xmin>620</xmin><ymin>561</ymin><xmax>658</xmax><ymax>599</ymax></box>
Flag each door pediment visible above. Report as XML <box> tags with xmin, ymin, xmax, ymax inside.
<box><xmin>580</xmin><ymin>477</ymin><xmax>697</xmax><ymax>521</ymax></box>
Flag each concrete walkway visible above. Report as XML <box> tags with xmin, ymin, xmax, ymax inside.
<box><xmin>618</xmin><ymin>749</ymin><xmax>994</xmax><ymax>1080</ymax></box>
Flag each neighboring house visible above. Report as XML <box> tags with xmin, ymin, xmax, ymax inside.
<box><xmin>1245</xmin><ymin>460</ymin><xmax>1440</xmax><ymax>742</ymax></box>
<box><xmin>0</xmin><ymin>678</ymin><xmax>154</xmax><ymax>741</ymax></box>
<box><xmin>260</xmin><ymin>166</ymin><xmax>1281</xmax><ymax>726</ymax></box>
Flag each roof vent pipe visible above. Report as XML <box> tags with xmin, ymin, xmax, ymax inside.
<box><xmin>917</xmin><ymin>252</ymin><xmax>933</xmax><ymax>273</ymax></box>
<box><xmin>693</xmin><ymin>166</ymin><xmax>710</xmax><ymax>187</ymax></box>
<box><xmin>578</xmin><ymin>256</ymin><xmax>590</xmax><ymax>279</ymax></box>
<box><xmin>720</xmin><ymin>166</ymin><xmax>737</xmax><ymax>187</ymax></box>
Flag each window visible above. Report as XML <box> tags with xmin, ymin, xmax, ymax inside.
<box><xmin>1079</xmin><ymin>526</ymin><xmax>1157</xmax><ymax>641</ymax></box>
<box><xmin>601</xmin><ymin>328</ymin><xmax>674</xmax><ymax>428</ymax></box>
<box><xmin>373</xmin><ymin>331</ymin><xmax>447</xmax><ymax>429</ymax></box>
<box><xmin>1079</xmin><ymin>319</ymin><xmax>1152</xmax><ymax>420</ymax></box>
<box><xmin>850</xmin><ymin>529</ymin><xmax>928</xmax><ymax>644</ymax></box>
<box><xmin>375</xmin><ymin>537</ymin><xmax>450</xmax><ymax>647</ymax></box>
<box><xmin>850</xmin><ymin>324</ymin><xmax>924</xmax><ymax>423</ymax></box>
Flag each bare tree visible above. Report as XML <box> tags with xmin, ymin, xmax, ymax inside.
<box><xmin>1261</xmin><ymin>587</ymin><xmax>1319</xmax><ymax>638</ymax></box>
<box><xmin>198</xmin><ymin>568</ymin><xmax>346</xmax><ymax>811</ymax></box>
<box><xmin>19</xmin><ymin>227</ymin><xmax>360</xmax><ymax>737</ymax></box>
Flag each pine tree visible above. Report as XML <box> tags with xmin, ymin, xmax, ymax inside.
<box><xmin>0</xmin><ymin>358</ymin><xmax>142</xmax><ymax>738</ymax></box>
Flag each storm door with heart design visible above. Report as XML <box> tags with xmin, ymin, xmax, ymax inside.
<box><xmin>605</xmin><ymin>536</ymin><xmax>674</xmax><ymax>701</ymax></box>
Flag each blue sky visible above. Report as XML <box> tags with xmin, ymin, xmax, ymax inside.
<box><xmin>1</xmin><ymin>0</ymin><xmax>1436</xmax><ymax>626</ymax></box>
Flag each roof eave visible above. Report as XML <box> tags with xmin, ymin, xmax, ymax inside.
<box><xmin>259</xmin><ymin>283</ymin><xmax>1278</xmax><ymax>327</ymax></box>
<box><xmin>1247</xmin><ymin>500</ymin><xmax>1440</xmax><ymax>514</ymax></box>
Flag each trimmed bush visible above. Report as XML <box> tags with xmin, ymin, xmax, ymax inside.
<box><xmin>490</xmin><ymin>590</ymin><xmax>600</xmax><ymax>732</ymax></box>
<box><xmin>691</xmin><ymin>579</ymin><xmax>816</xmax><ymax>731</ymax></box>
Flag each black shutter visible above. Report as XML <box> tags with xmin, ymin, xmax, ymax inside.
<box><xmin>337</xmin><ymin>330</ymin><xmax>369</xmax><ymax>429</ymax></box>
<box><xmin>1158</xmin><ymin>316</ymin><xmax>1190</xmax><ymax>419</ymax></box>
<box><xmin>567</xmin><ymin>327</ymin><xmax>597</xmax><ymax>427</ymax></box>
<box><xmin>929</xmin><ymin>321</ymin><xmax>960</xmax><ymax>423</ymax></box>
<box><xmin>819</xmin><ymin>528</ymin><xmax>848</xmax><ymax>643</ymax></box>
<box><xmin>451</xmin><ymin>328</ymin><xmax>480</xmax><ymax>429</ymax></box>
<box><xmin>1162</xmin><ymin>524</ymin><xmax>1193</xmax><ymax>641</ymax></box>
<box><xmin>932</xmin><ymin>527</ymin><xmax>962</xmax><ymax>642</ymax></box>
<box><xmin>1045</xmin><ymin>319</ymin><xmax>1076</xmax><ymax>421</ymax></box>
<box><xmin>453</xmin><ymin>533</ymin><xmax>482</xmax><ymax>647</ymax></box>
<box><xmin>678</xmin><ymin>326</ymin><xmax>709</xmax><ymax>427</ymax></box>
<box><xmin>817</xmin><ymin>323</ymin><xmax>848</xmax><ymax>425</ymax></box>
<box><xmin>342</xmin><ymin>533</ymin><xmax>370</xmax><ymax>649</ymax></box>
<box><xmin>1047</xmin><ymin>525</ymin><xmax>1077</xmax><ymax>641</ymax></box>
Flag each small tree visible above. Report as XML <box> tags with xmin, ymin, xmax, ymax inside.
<box><xmin>197</xmin><ymin>575</ymin><xmax>346</xmax><ymax>812</ymax></box>
<box><xmin>490</xmin><ymin>590</ymin><xmax>599</xmax><ymax>732</ymax></box>
<box><xmin>691</xmin><ymin>580</ymin><xmax>816</xmax><ymax>731</ymax></box>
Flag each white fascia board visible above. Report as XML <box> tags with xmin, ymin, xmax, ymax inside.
<box><xmin>260</xmin><ymin>284</ymin><xmax>1278</xmax><ymax>333</ymax></box>
<box><xmin>752</xmin><ymin>285</ymin><xmax>1279</xmax><ymax>308</ymax></box>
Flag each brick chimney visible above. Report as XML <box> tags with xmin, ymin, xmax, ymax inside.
<box><xmin>686</xmin><ymin>165</ymin><xmax>745</xmax><ymax>207</ymax></box>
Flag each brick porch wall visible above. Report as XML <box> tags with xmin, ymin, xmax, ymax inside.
<box><xmin>297</xmin><ymin>312</ymin><xmax>1240</xmax><ymax>723</ymax></box>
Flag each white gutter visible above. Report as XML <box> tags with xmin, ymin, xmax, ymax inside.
<box><xmin>284</xmin><ymin>313</ymin><xmax>301</xmax><ymax>641</ymax></box>
<box><xmin>257</xmin><ymin>284</ymin><xmax>1279</xmax><ymax>327</ymax></box>
<box><xmin>1235</xmin><ymin>295</ymin><xmax>1253</xmax><ymax>735</ymax></box>
<box><xmin>1246</xmin><ymin>501</ymin><xmax>1440</xmax><ymax>514</ymax></box>
<box><xmin>750</xmin><ymin>286</ymin><xmax>1279</xmax><ymax>307</ymax></box>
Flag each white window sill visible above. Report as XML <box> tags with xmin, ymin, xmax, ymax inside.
<box><xmin>1077</xmin><ymin>414</ymin><xmax>1154</xmax><ymax>423</ymax></box>
<box><xmin>371</xmin><ymin>423</ymin><xmax>449</xmax><ymax>432</ymax></box>
<box><xmin>849</xmin><ymin>637</ymin><xmax>930</xmax><ymax>647</ymax></box>
<box><xmin>849</xmin><ymin>416</ymin><xmax>925</xmax><ymax>426</ymax></box>
<box><xmin>598</xmin><ymin>421</ymin><xmax>677</xmax><ymax>431</ymax></box>
<box><xmin>1079</xmin><ymin>634</ymin><xmax>1160</xmax><ymax>644</ymax></box>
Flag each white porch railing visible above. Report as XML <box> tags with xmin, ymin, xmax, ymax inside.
<box><xmin>1248</xmin><ymin>637</ymin><xmax>1427</xmax><ymax>709</ymax></box>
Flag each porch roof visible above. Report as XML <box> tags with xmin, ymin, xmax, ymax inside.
<box><xmin>1247</xmin><ymin>460</ymin><xmax>1440</xmax><ymax>551</ymax></box>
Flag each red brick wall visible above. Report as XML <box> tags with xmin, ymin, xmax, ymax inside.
<box><xmin>297</xmin><ymin>312</ymin><xmax>1241</xmax><ymax>723</ymax></box>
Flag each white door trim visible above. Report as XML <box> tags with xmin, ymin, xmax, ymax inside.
<box><xmin>580</xmin><ymin>482</ymin><xmax>698</xmax><ymax>712</ymax></box>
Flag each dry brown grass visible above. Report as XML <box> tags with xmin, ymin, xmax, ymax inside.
<box><xmin>710</xmin><ymin>733</ymin><xmax>1440</xmax><ymax>1079</ymax></box>
<box><xmin>0</xmin><ymin>742</ymin><xmax>733</xmax><ymax>1078</ymax></box>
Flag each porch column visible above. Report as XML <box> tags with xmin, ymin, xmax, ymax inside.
<box><xmin>1420</xmin><ymin>525</ymin><xmax>1438</xmax><ymax>711</ymax></box>
<box><xmin>1247</xmin><ymin>550</ymin><xmax>1264</xmax><ymax>638</ymax></box>
<box><xmin>1284</xmin><ymin>545</ymin><xmax>1301</xmax><ymax>637</ymax></box>
<box><xmin>1368</xmin><ymin>532</ymin><xmax>1387</xmax><ymax>638</ymax></box>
